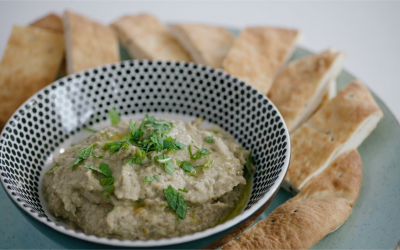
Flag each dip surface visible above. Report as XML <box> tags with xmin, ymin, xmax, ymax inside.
<box><xmin>43</xmin><ymin>116</ymin><xmax>250</xmax><ymax>240</ymax></box>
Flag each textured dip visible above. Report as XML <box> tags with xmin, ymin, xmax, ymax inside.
<box><xmin>43</xmin><ymin>116</ymin><xmax>251</xmax><ymax>240</ymax></box>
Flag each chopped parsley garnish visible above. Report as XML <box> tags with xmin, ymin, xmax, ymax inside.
<box><xmin>211</xmin><ymin>130</ymin><xmax>219</xmax><ymax>134</ymax></box>
<box><xmin>143</xmin><ymin>176</ymin><xmax>154</xmax><ymax>183</ymax></box>
<box><xmin>101</xmin><ymin>114</ymin><xmax>186</xmax><ymax>157</ymax></box>
<box><xmin>155</xmin><ymin>154</ymin><xmax>171</xmax><ymax>163</ymax></box>
<box><xmin>181</xmin><ymin>161</ymin><xmax>196</xmax><ymax>174</ymax></box>
<box><xmin>93</xmin><ymin>154</ymin><xmax>103</xmax><ymax>158</ymax></box>
<box><xmin>84</xmin><ymin>162</ymin><xmax>114</xmax><ymax>195</ymax></box>
<box><xmin>245</xmin><ymin>159</ymin><xmax>252</xmax><ymax>174</ymax></box>
<box><xmin>204</xmin><ymin>136</ymin><xmax>214</xmax><ymax>143</ymax></box>
<box><xmin>69</xmin><ymin>144</ymin><xmax>95</xmax><ymax>168</ymax></box>
<box><xmin>162</xmin><ymin>203</ymin><xmax>168</xmax><ymax>206</ymax></box>
<box><xmin>46</xmin><ymin>164</ymin><xmax>59</xmax><ymax>174</ymax></box>
<box><xmin>175</xmin><ymin>159</ymin><xmax>183</xmax><ymax>167</ymax></box>
<box><xmin>155</xmin><ymin>154</ymin><xmax>175</xmax><ymax>175</ymax></box>
<box><xmin>163</xmin><ymin>185</ymin><xmax>187</xmax><ymax>221</ymax></box>
<box><xmin>195</xmin><ymin>159</ymin><xmax>213</xmax><ymax>169</ymax></box>
<box><xmin>108</xmin><ymin>108</ymin><xmax>121</xmax><ymax>126</ymax></box>
<box><xmin>188</xmin><ymin>145</ymin><xmax>211</xmax><ymax>160</ymax></box>
<box><xmin>164</xmin><ymin>161</ymin><xmax>175</xmax><ymax>175</ymax></box>
<box><xmin>83</xmin><ymin>127</ymin><xmax>98</xmax><ymax>133</ymax></box>
<box><xmin>178</xmin><ymin>188</ymin><xmax>188</xmax><ymax>193</ymax></box>
<box><xmin>249</xmin><ymin>149</ymin><xmax>254</xmax><ymax>164</ymax></box>
<box><xmin>137</xmin><ymin>198</ymin><xmax>142</xmax><ymax>203</ymax></box>
<box><xmin>143</xmin><ymin>174</ymin><xmax>160</xmax><ymax>183</ymax></box>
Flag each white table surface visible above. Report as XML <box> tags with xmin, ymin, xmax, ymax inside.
<box><xmin>0</xmin><ymin>1</ymin><xmax>399</xmax><ymax>120</ymax></box>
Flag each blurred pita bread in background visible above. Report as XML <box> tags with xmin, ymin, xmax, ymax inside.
<box><xmin>111</xmin><ymin>13</ymin><xmax>190</xmax><ymax>61</ymax></box>
<box><xmin>223</xmin><ymin>26</ymin><xmax>301</xmax><ymax>94</ymax></box>
<box><xmin>30</xmin><ymin>13</ymin><xmax>64</xmax><ymax>33</ymax></box>
<box><xmin>64</xmin><ymin>10</ymin><xmax>120</xmax><ymax>74</ymax></box>
<box><xmin>171</xmin><ymin>23</ymin><xmax>234</xmax><ymax>68</ymax></box>
<box><xmin>0</xmin><ymin>26</ymin><xmax>64</xmax><ymax>129</ymax></box>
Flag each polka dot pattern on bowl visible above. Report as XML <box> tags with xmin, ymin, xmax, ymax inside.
<box><xmin>0</xmin><ymin>60</ymin><xmax>290</xmax><ymax>246</ymax></box>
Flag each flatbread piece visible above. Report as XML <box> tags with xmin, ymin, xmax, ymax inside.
<box><xmin>30</xmin><ymin>13</ymin><xmax>64</xmax><ymax>33</ymax></box>
<box><xmin>284</xmin><ymin>80</ymin><xmax>383</xmax><ymax>193</ymax></box>
<box><xmin>223</xmin><ymin>26</ymin><xmax>301</xmax><ymax>94</ymax></box>
<box><xmin>222</xmin><ymin>197</ymin><xmax>352</xmax><ymax>250</ymax></box>
<box><xmin>171</xmin><ymin>23</ymin><xmax>234</xmax><ymax>68</ymax></box>
<box><xmin>298</xmin><ymin>149</ymin><xmax>362</xmax><ymax>207</ymax></box>
<box><xmin>64</xmin><ymin>10</ymin><xmax>120</xmax><ymax>74</ymax></box>
<box><xmin>0</xmin><ymin>25</ymin><xmax>64</xmax><ymax>130</ymax></box>
<box><xmin>268</xmin><ymin>48</ymin><xmax>345</xmax><ymax>132</ymax></box>
<box><xmin>111</xmin><ymin>14</ymin><xmax>190</xmax><ymax>61</ymax></box>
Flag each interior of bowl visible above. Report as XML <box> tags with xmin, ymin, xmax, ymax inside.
<box><xmin>0</xmin><ymin>60</ymin><xmax>290</xmax><ymax>247</ymax></box>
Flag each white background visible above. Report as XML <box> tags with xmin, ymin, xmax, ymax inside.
<box><xmin>0</xmin><ymin>1</ymin><xmax>399</xmax><ymax>119</ymax></box>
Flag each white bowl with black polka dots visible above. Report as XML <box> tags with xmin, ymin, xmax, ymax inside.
<box><xmin>0</xmin><ymin>60</ymin><xmax>290</xmax><ymax>248</ymax></box>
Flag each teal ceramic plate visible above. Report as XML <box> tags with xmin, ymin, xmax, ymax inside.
<box><xmin>0</xmin><ymin>28</ymin><xmax>399</xmax><ymax>249</ymax></box>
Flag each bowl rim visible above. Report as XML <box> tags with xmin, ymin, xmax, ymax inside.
<box><xmin>0</xmin><ymin>59</ymin><xmax>291</xmax><ymax>247</ymax></box>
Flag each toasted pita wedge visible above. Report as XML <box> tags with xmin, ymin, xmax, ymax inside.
<box><xmin>170</xmin><ymin>24</ymin><xmax>234</xmax><ymax>68</ymax></box>
<box><xmin>222</xmin><ymin>197</ymin><xmax>352</xmax><ymax>250</ymax></box>
<box><xmin>222</xmin><ymin>27</ymin><xmax>301</xmax><ymax>94</ymax></box>
<box><xmin>298</xmin><ymin>150</ymin><xmax>362</xmax><ymax>207</ymax></box>
<box><xmin>283</xmin><ymin>81</ymin><xmax>383</xmax><ymax>193</ymax></box>
<box><xmin>268</xmin><ymin>49</ymin><xmax>345</xmax><ymax>133</ymax></box>
<box><xmin>0</xmin><ymin>26</ymin><xmax>64</xmax><ymax>129</ymax></box>
<box><xmin>30</xmin><ymin>13</ymin><xmax>63</xmax><ymax>33</ymax></box>
<box><xmin>64</xmin><ymin>11</ymin><xmax>120</xmax><ymax>74</ymax></box>
<box><xmin>111</xmin><ymin>14</ymin><xmax>190</xmax><ymax>61</ymax></box>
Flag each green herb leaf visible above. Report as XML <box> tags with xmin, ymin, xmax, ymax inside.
<box><xmin>46</xmin><ymin>164</ymin><xmax>59</xmax><ymax>174</ymax></box>
<box><xmin>155</xmin><ymin>154</ymin><xmax>171</xmax><ymax>163</ymax></box>
<box><xmin>181</xmin><ymin>161</ymin><xmax>196</xmax><ymax>174</ymax></box>
<box><xmin>211</xmin><ymin>130</ymin><xmax>219</xmax><ymax>134</ymax></box>
<box><xmin>84</xmin><ymin>165</ymin><xmax>105</xmax><ymax>175</ymax></box>
<box><xmin>100</xmin><ymin>184</ymin><xmax>114</xmax><ymax>194</ymax></box>
<box><xmin>83</xmin><ymin>127</ymin><xmax>98</xmax><ymax>133</ymax></box>
<box><xmin>175</xmin><ymin>159</ymin><xmax>183</xmax><ymax>167</ymax></box>
<box><xmin>69</xmin><ymin>158</ymin><xmax>83</xmax><ymax>169</ymax></box>
<box><xmin>164</xmin><ymin>160</ymin><xmax>175</xmax><ymax>175</ymax></box>
<box><xmin>145</xmin><ymin>115</ymin><xmax>173</xmax><ymax>134</ymax></box>
<box><xmin>178</xmin><ymin>188</ymin><xmax>188</xmax><ymax>193</ymax></box>
<box><xmin>77</xmin><ymin>144</ymin><xmax>95</xmax><ymax>160</ymax></box>
<box><xmin>260</xmin><ymin>169</ymin><xmax>267</xmax><ymax>174</ymax></box>
<box><xmin>189</xmin><ymin>145</ymin><xmax>211</xmax><ymax>160</ymax></box>
<box><xmin>249</xmin><ymin>149</ymin><xmax>254</xmax><ymax>164</ymax></box>
<box><xmin>154</xmin><ymin>175</ymin><xmax>159</xmax><ymax>180</ymax></box>
<box><xmin>149</xmin><ymin>160</ymin><xmax>153</xmax><ymax>166</ymax></box>
<box><xmin>245</xmin><ymin>159</ymin><xmax>252</xmax><ymax>174</ymax></box>
<box><xmin>99</xmin><ymin>162</ymin><xmax>112</xmax><ymax>177</ymax></box>
<box><xmin>162</xmin><ymin>203</ymin><xmax>168</xmax><ymax>206</ymax></box>
<box><xmin>137</xmin><ymin>198</ymin><xmax>142</xmax><ymax>203</ymax></box>
<box><xmin>105</xmin><ymin>195</ymin><xmax>111</xmax><ymax>199</ymax></box>
<box><xmin>195</xmin><ymin>159</ymin><xmax>213</xmax><ymax>169</ymax></box>
<box><xmin>143</xmin><ymin>176</ymin><xmax>155</xmax><ymax>183</ymax></box>
<box><xmin>101</xmin><ymin>177</ymin><xmax>115</xmax><ymax>185</ymax></box>
<box><xmin>133</xmin><ymin>155</ymin><xmax>143</xmax><ymax>165</ymax></box>
<box><xmin>124</xmin><ymin>158</ymin><xmax>133</xmax><ymax>166</ymax></box>
<box><xmin>163</xmin><ymin>185</ymin><xmax>187</xmax><ymax>220</ymax></box>
<box><xmin>108</xmin><ymin>108</ymin><xmax>121</xmax><ymax>126</ymax></box>
<box><xmin>93</xmin><ymin>154</ymin><xmax>104</xmax><ymax>158</ymax></box>
<box><xmin>204</xmin><ymin>136</ymin><xmax>214</xmax><ymax>143</ymax></box>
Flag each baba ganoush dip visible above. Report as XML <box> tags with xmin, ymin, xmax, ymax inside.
<box><xmin>43</xmin><ymin>115</ymin><xmax>253</xmax><ymax>240</ymax></box>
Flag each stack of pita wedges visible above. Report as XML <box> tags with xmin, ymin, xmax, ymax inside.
<box><xmin>0</xmin><ymin>11</ymin><xmax>120</xmax><ymax>130</ymax></box>
<box><xmin>0</xmin><ymin>11</ymin><xmax>384</xmax><ymax>249</ymax></box>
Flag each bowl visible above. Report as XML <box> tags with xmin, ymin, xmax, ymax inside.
<box><xmin>0</xmin><ymin>60</ymin><xmax>290</xmax><ymax>248</ymax></box>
